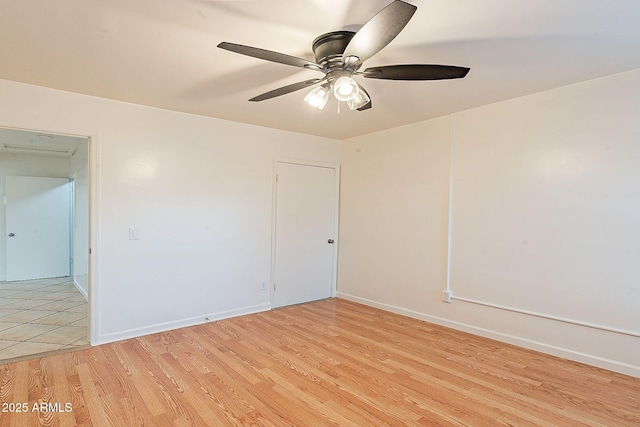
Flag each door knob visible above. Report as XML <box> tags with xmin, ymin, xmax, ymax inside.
<box><xmin>8</xmin><ymin>233</ymin><xmax>15</xmax><ymax>237</ymax></box>
<box><xmin>327</xmin><ymin>239</ymin><xmax>334</xmax><ymax>244</ymax></box>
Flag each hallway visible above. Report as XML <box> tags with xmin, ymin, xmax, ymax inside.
<box><xmin>0</xmin><ymin>277</ymin><xmax>88</xmax><ymax>362</ymax></box>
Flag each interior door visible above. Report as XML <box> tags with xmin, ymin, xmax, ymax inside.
<box><xmin>6</xmin><ymin>176</ymin><xmax>71</xmax><ymax>281</ymax></box>
<box><xmin>272</xmin><ymin>162</ymin><xmax>337</xmax><ymax>308</ymax></box>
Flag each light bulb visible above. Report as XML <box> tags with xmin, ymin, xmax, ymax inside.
<box><xmin>303</xmin><ymin>86</ymin><xmax>330</xmax><ymax>110</ymax></box>
<box><xmin>333</xmin><ymin>76</ymin><xmax>359</xmax><ymax>102</ymax></box>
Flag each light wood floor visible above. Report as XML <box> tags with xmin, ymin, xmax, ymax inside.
<box><xmin>0</xmin><ymin>298</ymin><xmax>638</xmax><ymax>426</ymax></box>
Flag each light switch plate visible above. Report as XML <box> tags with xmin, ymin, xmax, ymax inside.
<box><xmin>129</xmin><ymin>227</ymin><xmax>140</xmax><ymax>240</ymax></box>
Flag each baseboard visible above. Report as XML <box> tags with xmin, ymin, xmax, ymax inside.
<box><xmin>337</xmin><ymin>292</ymin><xmax>640</xmax><ymax>378</ymax></box>
<box><xmin>95</xmin><ymin>302</ymin><xmax>271</xmax><ymax>345</ymax></box>
<box><xmin>73</xmin><ymin>279</ymin><xmax>88</xmax><ymax>302</ymax></box>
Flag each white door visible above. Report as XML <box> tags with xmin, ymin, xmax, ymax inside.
<box><xmin>273</xmin><ymin>162</ymin><xmax>337</xmax><ymax>308</ymax></box>
<box><xmin>6</xmin><ymin>176</ymin><xmax>70</xmax><ymax>281</ymax></box>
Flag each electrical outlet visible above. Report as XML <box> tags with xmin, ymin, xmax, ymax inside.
<box><xmin>442</xmin><ymin>290</ymin><xmax>453</xmax><ymax>303</ymax></box>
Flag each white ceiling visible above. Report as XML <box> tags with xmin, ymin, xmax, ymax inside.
<box><xmin>1</xmin><ymin>0</ymin><xmax>639</xmax><ymax>140</ymax></box>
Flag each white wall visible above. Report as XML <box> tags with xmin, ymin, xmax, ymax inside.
<box><xmin>0</xmin><ymin>153</ymin><xmax>71</xmax><ymax>281</ymax></box>
<box><xmin>338</xmin><ymin>68</ymin><xmax>640</xmax><ymax>377</ymax></box>
<box><xmin>0</xmin><ymin>79</ymin><xmax>341</xmax><ymax>344</ymax></box>
<box><xmin>338</xmin><ymin>117</ymin><xmax>451</xmax><ymax>310</ymax></box>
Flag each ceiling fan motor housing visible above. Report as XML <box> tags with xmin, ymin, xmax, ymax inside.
<box><xmin>312</xmin><ymin>31</ymin><xmax>356</xmax><ymax>68</ymax></box>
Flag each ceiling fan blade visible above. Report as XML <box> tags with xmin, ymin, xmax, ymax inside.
<box><xmin>362</xmin><ymin>64</ymin><xmax>470</xmax><ymax>80</ymax></box>
<box><xmin>342</xmin><ymin>1</ymin><xmax>417</xmax><ymax>66</ymax></box>
<box><xmin>218</xmin><ymin>42</ymin><xmax>322</xmax><ymax>71</ymax></box>
<box><xmin>249</xmin><ymin>78</ymin><xmax>326</xmax><ymax>102</ymax></box>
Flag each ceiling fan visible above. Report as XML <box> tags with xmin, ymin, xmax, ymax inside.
<box><xmin>217</xmin><ymin>0</ymin><xmax>470</xmax><ymax>111</ymax></box>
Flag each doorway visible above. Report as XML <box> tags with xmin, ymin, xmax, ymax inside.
<box><xmin>0</xmin><ymin>127</ymin><xmax>90</xmax><ymax>362</ymax></box>
<box><xmin>272</xmin><ymin>161</ymin><xmax>339</xmax><ymax>308</ymax></box>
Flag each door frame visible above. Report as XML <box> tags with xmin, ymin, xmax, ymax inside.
<box><xmin>0</xmin><ymin>122</ymin><xmax>98</xmax><ymax>347</ymax></box>
<box><xmin>270</xmin><ymin>159</ymin><xmax>341</xmax><ymax>307</ymax></box>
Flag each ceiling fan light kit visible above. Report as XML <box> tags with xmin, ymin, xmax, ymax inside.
<box><xmin>217</xmin><ymin>0</ymin><xmax>470</xmax><ymax>112</ymax></box>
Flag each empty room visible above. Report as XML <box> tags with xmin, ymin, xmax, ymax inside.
<box><xmin>0</xmin><ymin>1</ymin><xmax>639</xmax><ymax>425</ymax></box>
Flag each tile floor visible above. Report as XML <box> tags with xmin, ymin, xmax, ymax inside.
<box><xmin>0</xmin><ymin>276</ymin><xmax>88</xmax><ymax>362</ymax></box>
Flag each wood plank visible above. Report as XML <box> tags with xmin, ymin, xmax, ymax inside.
<box><xmin>0</xmin><ymin>298</ymin><xmax>638</xmax><ymax>426</ymax></box>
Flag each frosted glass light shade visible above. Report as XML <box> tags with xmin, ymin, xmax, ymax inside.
<box><xmin>303</xmin><ymin>86</ymin><xmax>330</xmax><ymax>110</ymax></box>
<box><xmin>347</xmin><ymin>90</ymin><xmax>371</xmax><ymax>110</ymax></box>
<box><xmin>333</xmin><ymin>76</ymin><xmax>359</xmax><ymax>101</ymax></box>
